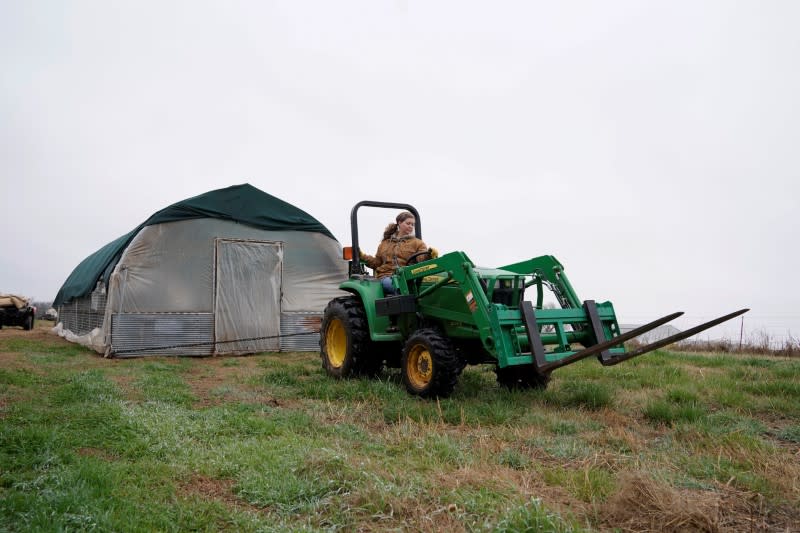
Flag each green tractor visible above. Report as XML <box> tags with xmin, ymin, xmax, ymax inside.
<box><xmin>320</xmin><ymin>201</ymin><xmax>747</xmax><ymax>398</ymax></box>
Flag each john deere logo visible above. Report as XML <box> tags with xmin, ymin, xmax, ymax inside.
<box><xmin>410</xmin><ymin>264</ymin><xmax>438</xmax><ymax>275</ymax></box>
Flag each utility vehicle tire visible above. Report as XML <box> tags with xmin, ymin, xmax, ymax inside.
<box><xmin>23</xmin><ymin>314</ymin><xmax>34</xmax><ymax>331</ymax></box>
<box><xmin>320</xmin><ymin>296</ymin><xmax>382</xmax><ymax>378</ymax></box>
<box><xmin>401</xmin><ymin>328</ymin><xmax>460</xmax><ymax>398</ymax></box>
<box><xmin>495</xmin><ymin>364</ymin><xmax>551</xmax><ymax>390</ymax></box>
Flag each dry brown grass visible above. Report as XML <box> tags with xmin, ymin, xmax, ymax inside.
<box><xmin>672</xmin><ymin>331</ymin><xmax>800</xmax><ymax>358</ymax></box>
<box><xmin>600</xmin><ymin>473</ymin><xmax>796</xmax><ymax>532</ymax></box>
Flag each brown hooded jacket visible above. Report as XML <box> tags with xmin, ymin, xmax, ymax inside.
<box><xmin>361</xmin><ymin>233</ymin><xmax>428</xmax><ymax>279</ymax></box>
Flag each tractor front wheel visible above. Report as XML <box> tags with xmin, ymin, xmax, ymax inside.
<box><xmin>401</xmin><ymin>328</ymin><xmax>461</xmax><ymax>398</ymax></box>
<box><xmin>320</xmin><ymin>296</ymin><xmax>382</xmax><ymax>378</ymax></box>
<box><xmin>495</xmin><ymin>364</ymin><xmax>551</xmax><ymax>390</ymax></box>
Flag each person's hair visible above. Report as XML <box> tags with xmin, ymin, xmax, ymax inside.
<box><xmin>382</xmin><ymin>211</ymin><xmax>415</xmax><ymax>240</ymax></box>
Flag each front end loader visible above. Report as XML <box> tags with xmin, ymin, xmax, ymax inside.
<box><xmin>320</xmin><ymin>201</ymin><xmax>748</xmax><ymax>398</ymax></box>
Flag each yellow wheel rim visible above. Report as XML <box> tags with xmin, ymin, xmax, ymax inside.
<box><xmin>407</xmin><ymin>344</ymin><xmax>433</xmax><ymax>389</ymax></box>
<box><xmin>325</xmin><ymin>319</ymin><xmax>347</xmax><ymax>368</ymax></box>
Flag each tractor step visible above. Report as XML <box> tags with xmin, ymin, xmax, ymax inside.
<box><xmin>375</xmin><ymin>295</ymin><xmax>417</xmax><ymax>317</ymax></box>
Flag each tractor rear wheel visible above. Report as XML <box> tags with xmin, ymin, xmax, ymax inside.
<box><xmin>320</xmin><ymin>296</ymin><xmax>382</xmax><ymax>378</ymax></box>
<box><xmin>495</xmin><ymin>364</ymin><xmax>551</xmax><ymax>390</ymax></box>
<box><xmin>401</xmin><ymin>328</ymin><xmax>460</xmax><ymax>398</ymax></box>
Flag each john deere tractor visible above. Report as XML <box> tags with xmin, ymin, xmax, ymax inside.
<box><xmin>320</xmin><ymin>201</ymin><xmax>747</xmax><ymax>398</ymax></box>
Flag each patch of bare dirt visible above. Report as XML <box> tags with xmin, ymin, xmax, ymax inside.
<box><xmin>0</xmin><ymin>322</ymin><xmax>107</xmax><ymax>370</ymax></box>
<box><xmin>178</xmin><ymin>474</ymin><xmax>264</xmax><ymax>514</ymax></box>
<box><xmin>183</xmin><ymin>356</ymin><xmax>281</xmax><ymax>408</ymax></box>
<box><xmin>598</xmin><ymin>473</ymin><xmax>799</xmax><ymax>532</ymax></box>
<box><xmin>0</xmin><ymin>322</ymin><xmax>57</xmax><ymax>341</ymax></box>
<box><xmin>0</xmin><ymin>354</ymin><xmax>43</xmax><ymax>375</ymax></box>
<box><xmin>77</xmin><ymin>447</ymin><xmax>118</xmax><ymax>461</ymax></box>
<box><xmin>108</xmin><ymin>374</ymin><xmax>143</xmax><ymax>402</ymax></box>
<box><xmin>0</xmin><ymin>324</ymin><xmax>54</xmax><ymax>369</ymax></box>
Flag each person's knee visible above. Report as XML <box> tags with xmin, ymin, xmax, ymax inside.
<box><xmin>381</xmin><ymin>277</ymin><xmax>396</xmax><ymax>295</ymax></box>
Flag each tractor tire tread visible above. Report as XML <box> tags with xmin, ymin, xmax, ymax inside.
<box><xmin>402</xmin><ymin>327</ymin><xmax>460</xmax><ymax>398</ymax></box>
<box><xmin>320</xmin><ymin>296</ymin><xmax>382</xmax><ymax>378</ymax></box>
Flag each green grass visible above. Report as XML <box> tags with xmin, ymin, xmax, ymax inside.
<box><xmin>778</xmin><ymin>425</ymin><xmax>800</xmax><ymax>443</ymax></box>
<box><xmin>1</xmin><ymin>329</ymin><xmax>798</xmax><ymax>531</ymax></box>
<box><xmin>494</xmin><ymin>498</ymin><xmax>582</xmax><ymax>532</ymax></box>
<box><xmin>540</xmin><ymin>465</ymin><xmax>616</xmax><ymax>503</ymax></box>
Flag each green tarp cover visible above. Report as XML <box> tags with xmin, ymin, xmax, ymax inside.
<box><xmin>53</xmin><ymin>183</ymin><xmax>336</xmax><ymax>306</ymax></box>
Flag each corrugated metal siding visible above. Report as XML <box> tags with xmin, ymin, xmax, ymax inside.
<box><xmin>280</xmin><ymin>312</ymin><xmax>322</xmax><ymax>352</ymax></box>
<box><xmin>111</xmin><ymin>313</ymin><xmax>214</xmax><ymax>357</ymax></box>
<box><xmin>57</xmin><ymin>290</ymin><xmax>106</xmax><ymax>335</ymax></box>
<box><xmin>108</xmin><ymin>312</ymin><xmax>320</xmax><ymax>356</ymax></box>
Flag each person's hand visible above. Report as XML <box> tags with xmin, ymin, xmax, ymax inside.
<box><xmin>359</xmin><ymin>250</ymin><xmax>367</xmax><ymax>260</ymax></box>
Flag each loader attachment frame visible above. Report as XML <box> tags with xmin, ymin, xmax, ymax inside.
<box><xmin>389</xmin><ymin>251</ymin><xmax>748</xmax><ymax>373</ymax></box>
<box><xmin>521</xmin><ymin>303</ymin><xmax>749</xmax><ymax>373</ymax></box>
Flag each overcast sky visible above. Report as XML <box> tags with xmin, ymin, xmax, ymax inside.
<box><xmin>2</xmin><ymin>1</ymin><xmax>798</xmax><ymax>343</ymax></box>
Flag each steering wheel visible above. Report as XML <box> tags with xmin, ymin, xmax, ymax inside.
<box><xmin>406</xmin><ymin>249</ymin><xmax>432</xmax><ymax>265</ymax></box>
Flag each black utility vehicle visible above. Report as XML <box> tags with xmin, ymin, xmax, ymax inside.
<box><xmin>0</xmin><ymin>294</ymin><xmax>36</xmax><ymax>330</ymax></box>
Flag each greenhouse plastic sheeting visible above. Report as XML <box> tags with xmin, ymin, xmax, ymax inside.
<box><xmin>91</xmin><ymin>217</ymin><xmax>347</xmax><ymax>355</ymax></box>
<box><xmin>53</xmin><ymin>183</ymin><xmax>335</xmax><ymax>307</ymax></box>
<box><xmin>214</xmin><ymin>239</ymin><xmax>282</xmax><ymax>354</ymax></box>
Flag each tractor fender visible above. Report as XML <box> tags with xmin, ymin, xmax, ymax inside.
<box><xmin>337</xmin><ymin>279</ymin><xmax>401</xmax><ymax>342</ymax></box>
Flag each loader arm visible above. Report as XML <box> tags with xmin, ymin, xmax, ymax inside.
<box><xmin>390</xmin><ymin>251</ymin><xmax>748</xmax><ymax>373</ymax></box>
<box><xmin>500</xmin><ymin>255</ymin><xmax>582</xmax><ymax>310</ymax></box>
<box><xmin>391</xmin><ymin>251</ymin><xmax>618</xmax><ymax>368</ymax></box>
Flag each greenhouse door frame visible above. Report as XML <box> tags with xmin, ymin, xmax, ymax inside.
<box><xmin>213</xmin><ymin>238</ymin><xmax>284</xmax><ymax>354</ymax></box>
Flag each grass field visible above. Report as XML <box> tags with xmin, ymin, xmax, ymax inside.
<box><xmin>1</xmin><ymin>322</ymin><xmax>799</xmax><ymax>532</ymax></box>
